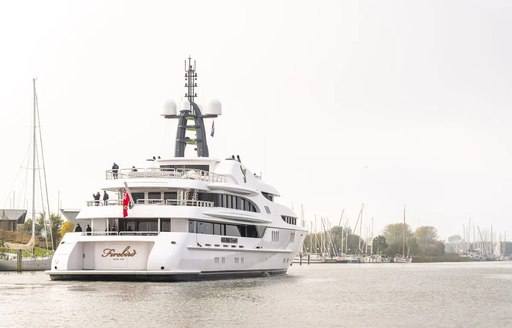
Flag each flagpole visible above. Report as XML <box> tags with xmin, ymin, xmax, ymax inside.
<box><xmin>123</xmin><ymin>182</ymin><xmax>135</xmax><ymax>208</ymax></box>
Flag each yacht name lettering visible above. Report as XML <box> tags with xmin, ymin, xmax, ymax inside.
<box><xmin>102</xmin><ymin>246</ymin><xmax>137</xmax><ymax>257</ymax></box>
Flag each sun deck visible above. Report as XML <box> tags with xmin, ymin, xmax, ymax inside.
<box><xmin>105</xmin><ymin>167</ymin><xmax>225</xmax><ymax>182</ymax></box>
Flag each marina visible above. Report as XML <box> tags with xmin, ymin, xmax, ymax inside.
<box><xmin>0</xmin><ymin>79</ymin><xmax>53</xmax><ymax>271</ymax></box>
<box><xmin>1</xmin><ymin>2</ymin><xmax>511</xmax><ymax>328</ymax></box>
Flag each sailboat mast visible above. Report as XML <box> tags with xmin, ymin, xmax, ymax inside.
<box><xmin>31</xmin><ymin>79</ymin><xmax>37</xmax><ymax>238</ymax></box>
<box><xmin>402</xmin><ymin>205</ymin><xmax>406</xmax><ymax>256</ymax></box>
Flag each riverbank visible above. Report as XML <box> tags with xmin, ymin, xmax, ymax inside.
<box><xmin>412</xmin><ymin>253</ymin><xmax>475</xmax><ymax>263</ymax></box>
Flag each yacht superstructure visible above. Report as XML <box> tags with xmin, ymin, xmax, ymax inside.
<box><xmin>48</xmin><ymin>58</ymin><xmax>307</xmax><ymax>281</ymax></box>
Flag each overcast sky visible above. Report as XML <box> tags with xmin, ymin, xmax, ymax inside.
<box><xmin>1</xmin><ymin>0</ymin><xmax>511</xmax><ymax>240</ymax></box>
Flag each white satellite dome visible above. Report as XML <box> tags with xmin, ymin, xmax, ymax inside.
<box><xmin>205</xmin><ymin>99</ymin><xmax>222</xmax><ymax>116</ymax></box>
<box><xmin>162</xmin><ymin>100</ymin><xmax>177</xmax><ymax>116</ymax></box>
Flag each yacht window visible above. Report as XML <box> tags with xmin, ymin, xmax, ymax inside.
<box><xmin>164</xmin><ymin>192</ymin><xmax>177</xmax><ymax>200</ymax></box>
<box><xmin>139</xmin><ymin>220</ymin><xmax>158</xmax><ymax>232</ymax></box>
<box><xmin>225</xmin><ymin>225</ymin><xmax>241</xmax><ymax>237</ymax></box>
<box><xmin>197</xmin><ymin>222</ymin><xmax>213</xmax><ymax>234</ymax></box>
<box><xmin>246</xmin><ymin>225</ymin><xmax>258</xmax><ymax>238</ymax></box>
<box><xmin>189</xmin><ymin>221</ymin><xmax>196</xmax><ymax>233</ymax></box>
<box><xmin>262</xmin><ymin>192</ymin><xmax>274</xmax><ymax>202</ymax></box>
<box><xmin>161</xmin><ymin>219</ymin><xmax>171</xmax><ymax>232</ymax></box>
<box><xmin>264</xmin><ymin>206</ymin><xmax>271</xmax><ymax>214</ymax></box>
<box><xmin>256</xmin><ymin>226</ymin><xmax>267</xmax><ymax>238</ymax></box>
<box><xmin>132</xmin><ymin>192</ymin><xmax>144</xmax><ymax>204</ymax></box>
<box><xmin>121</xmin><ymin>221</ymin><xmax>136</xmax><ymax>232</ymax></box>
<box><xmin>221</xmin><ymin>237</ymin><xmax>238</xmax><ymax>243</ymax></box>
<box><xmin>213</xmin><ymin>223</ymin><xmax>224</xmax><ymax>235</ymax></box>
<box><xmin>148</xmin><ymin>192</ymin><xmax>161</xmax><ymax>199</ymax></box>
<box><xmin>160</xmin><ymin>164</ymin><xmax>209</xmax><ymax>171</ymax></box>
<box><xmin>188</xmin><ymin>220</ymin><xmax>265</xmax><ymax>238</ymax></box>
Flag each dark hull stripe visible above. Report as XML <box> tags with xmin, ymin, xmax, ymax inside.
<box><xmin>48</xmin><ymin>269</ymin><xmax>288</xmax><ymax>282</ymax></box>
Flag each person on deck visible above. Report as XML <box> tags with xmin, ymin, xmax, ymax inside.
<box><xmin>75</xmin><ymin>223</ymin><xmax>82</xmax><ymax>232</ymax></box>
<box><xmin>112</xmin><ymin>163</ymin><xmax>119</xmax><ymax>179</ymax></box>
<box><xmin>92</xmin><ymin>192</ymin><xmax>100</xmax><ymax>206</ymax></box>
<box><xmin>86</xmin><ymin>224</ymin><xmax>92</xmax><ymax>235</ymax></box>
<box><xmin>93</xmin><ymin>192</ymin><xmax>100</xmax><ymax>206</ymax></box>
<box><xmin>103</xmin><ymin>191</ymin><xmax>109</xmax><ymax>205</ymax></box>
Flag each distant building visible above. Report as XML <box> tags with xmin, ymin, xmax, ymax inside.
<box><xmin>0</xmin><ymin>209</ymin><xmax>27</xmax><ymax>232</ymax></box>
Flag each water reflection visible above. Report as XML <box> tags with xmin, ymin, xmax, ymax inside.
<box><xmin>1</xmin><ymin>263</ymin><xmax>512</xmax><ymax>327</ymax></box>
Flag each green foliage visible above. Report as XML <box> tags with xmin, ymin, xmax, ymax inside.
<box><xmin>19</xmin><ymin>219</ymin><xmax>33</xmax><ymax>232</ymax></box>
<box><xmin>413</xmin><ymin>253</ymin><xmax>470</xmax><ymax>262</ymax></box>
<box><xmin>448</xmin><ymin>235</ymin><xmax>462</xmax><ymax>243</ymax></box>
<box><xmin>60</xmin><ymin>220</ymin><xmax>75</xmax><ymax>238</ymax></box>
<box><xmin>372</xmin><ymin>235</ymin><xmax>387</xmax><ymax>254</ymax></box>
<box><xmin>383</xmin><ymin>223</ymin><xmax>413</xmax><ymax>245</ymax></box>
<box><xmin>383</xmin><ymin>242</ymin><xmax>401</xmax><ymax>257</ymax></box>
<box><xmin>422</xmin><ymin>240</ymin><xmax>445</xmax><ymax>256</ymax></box>
<box><xmin>414</xmin><ymin>226</ymin><xmax>438</xmax><ymax>247</ymax></box>
<box><xmin>33</xmin><ymin>212</ymin><xmax>63</xmax><ymax>249</ymax></box>
<box><xmin>408</xmin><ymin>237</ymin><xmax>420</xmax><ymax>256</ymax></box>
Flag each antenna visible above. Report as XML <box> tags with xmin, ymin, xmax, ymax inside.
<box><xmin>184</xmin><ymin>56</ymin><xmax>198</xmax><ymax>104</ymax></box>
<box><xmin>162</xmin><ymin>57</ymin><xmax>221</xmax><ymax>158</ymax></box>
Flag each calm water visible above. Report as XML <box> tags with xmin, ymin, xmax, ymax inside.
<box><xmin>1</xmin><ymin>262</ymin><xmax>512</xmax><ymax>327</ymax></box>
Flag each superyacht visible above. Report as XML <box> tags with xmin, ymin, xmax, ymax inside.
<box><xmin>48</xmin><ymin>58</ymin><xmax>307</xmax><ymax>281</ymax></box>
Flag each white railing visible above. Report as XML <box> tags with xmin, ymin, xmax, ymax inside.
<box><xmin>106</xmin><ymin>167</ymin><xmax>225</xmax><ymax>183</ymax></box>
<box><xmin>83</xmin><ymin>231</ymin><xmax>159</xmax><ymax>236</ymax></box>
<box><xmin>86</xmin><ymin>198</ymin><xmax>214</xmax><ymax>208</ymax></box>
<box><xmin>87</xmin><ymin>199</ymin><xmax>123</xmax><ymax>207</ymax></box>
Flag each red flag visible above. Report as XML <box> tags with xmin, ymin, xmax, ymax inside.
<box><xmin>123</xmin><ymin>190</ymin><xmax>130</xmax><ymax>218</ymax></box>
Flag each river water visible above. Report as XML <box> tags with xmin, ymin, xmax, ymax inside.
<box><xmin>1</xmin><ymin>262</ymin><xmax>511</xmax><ymax>327</ymax></box>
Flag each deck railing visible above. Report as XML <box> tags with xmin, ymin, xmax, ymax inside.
<box><xmin>86</xmin><ymin>198</ymin><xmax>214</xmax><ymax>208</ymax></box>
<box><xmin>106</xmin><ymin>167</ymin><xmax>225</xmax><ymax>183</ymax></box>
<box><xmin>84</xmin><ymin>231</ymin><xmax>159</xmax><ymax>236</ymax></box>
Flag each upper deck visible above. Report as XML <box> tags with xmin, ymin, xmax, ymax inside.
<box><xmin>105</xmin><ymin>167</ymin><xmax>226</xmax><ymax>183</ymax></box>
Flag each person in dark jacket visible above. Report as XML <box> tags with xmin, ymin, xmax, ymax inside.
<box><xmin>75</xmin><ymin>223</ymin><xmax>82</xmax><ymax>232</ymax></box>
<box><xmin>93</xmin><ymin>192</ymin><xmax>100</xmax><ymax>206</ymax></box>
<box><xmin>103</xmin><ymin>191</ymin><xmax>109</xmax><ymax>205</ymax></box>
<box><xmin>112</xmin><ymin>163</ymin><xmax>119</xmax><ymax>179</ymax></box>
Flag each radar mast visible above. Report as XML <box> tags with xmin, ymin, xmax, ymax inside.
<box><xmin>162</xmin><ymin>57</ymin><xmax>219</xmax><ymax>157</ymax></box>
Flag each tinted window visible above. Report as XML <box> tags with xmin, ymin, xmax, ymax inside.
<box><xmin>148</xmin><ymin>192</ymin><xmax>161</xmax><ymax>199</ymax></box>
<box><xmin>132</xmin><ymin>192</ymin><xmax>144</xmax><ymax>203</ymax></box>
<box><xmin>197</xmin><ymin>222</ymin><xmax>213</xmax><ymax>234</ymax></box>
<box><xmin>225</xmin><ymin>225</ymin><xmax>241</xmax><ymax>237</ymax></box>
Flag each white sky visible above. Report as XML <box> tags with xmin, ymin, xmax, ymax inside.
<box><xmin>1</xmin><ymin>0</ymin><xmax>511</xmax><ymax>241</ymax></box>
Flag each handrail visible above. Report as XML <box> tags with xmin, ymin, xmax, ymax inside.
<box><xmin>83</xmin><ymin>231</ymin><xmax>159</xmax><ymax>236</ymax></box>
<box><xmin>105</xmin><ymin>167</ymin><xmax>225</xmax><ymax>182</ymax></box>
<box><xmin>86</xmin><ymin>199</ymin><xmax>214</xmax><ymax>207</ymax></box>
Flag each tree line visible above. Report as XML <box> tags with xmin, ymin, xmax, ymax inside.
<box><xmin>18</xmin><ymin>213</ymin><xmax>73</xmax><ymax>249</ymax></box>
<box><xmin>302</xmin><ymin>223</ymin><xmax>445</xmax><ymax>258</ymax></box>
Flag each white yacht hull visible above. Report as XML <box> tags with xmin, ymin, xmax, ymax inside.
<box><xmin>48</xmin><ymin>231</ymin><xmax>304</xmax><ymax>281</ymax></box>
